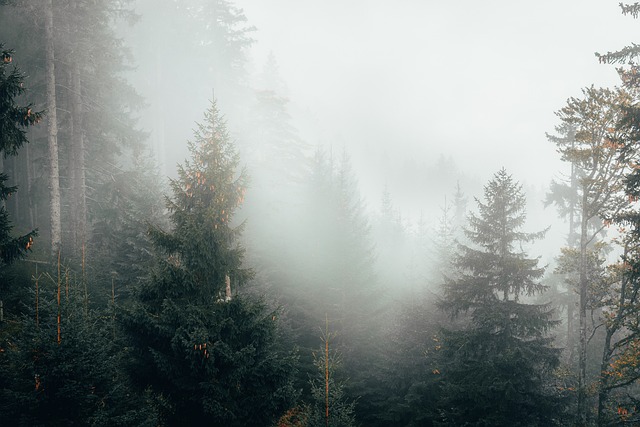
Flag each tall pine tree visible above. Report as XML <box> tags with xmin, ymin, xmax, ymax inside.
<box><xmin>437</xmin><ymin>169</ymin><xmax>564</xmax><ymax>426</ymax></box>
<box><xmin>122</xmin><ymin>100</ymin><xmax>297</xmax><ymax>426</ymax></box>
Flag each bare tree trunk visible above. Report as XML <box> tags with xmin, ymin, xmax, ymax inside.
<box><xmin>567</xmin><ymin>301</ymin><xmax>574</xmax><ymax>364</ymax></box>
<box><xmin>44</xmin><ymin>0</ymin><xmax>62</xmax><ymax>257</ymax></box>
<box><xmin>567</xmin><ymin>147</ymin><xmax>578</xmax><ymax>366</ymax></box>
<box><xmin>70</xmin><ymin>58</ymin><xmax>86</xmax><ymax>254</ymax></box>
<box><xmin>597</xmin><ymin>329</ymin><xmax>614</xmax><ymax>426</ymax></box>
<box><xmin>577</xmin><ymin>190</ymin><xmax>589</xmax><ymax>426</ymax></box>
<box><xmin>12</xmin><ymin>155</ymin><xmax>19</xmax><ymax>220</ymax></box>
<box><xmin>25</xmin><ymin>143</ymin><xmax>34</xmax><ymax>229</ymax></box>
<box><xmin>225</xmin><ymin>274</ymin><xmax>231</xmax><ymax>301</ymax></box>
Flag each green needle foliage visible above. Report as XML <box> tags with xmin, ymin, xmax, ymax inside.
<box><xmin>0</xmin><ymin>44</ymin><xmax>40</xmax><ymax>268</ymax></box>
<box><xmin>0</xmin><ymin>272</ymin><xmax>157</xmax><ymax>427</ymax></box>
<box><xmin>436</xmin><ymin>169</ymin><xmax>565</xmax><ymax>426</ymax></box>
<box><xmin>122</xmin><ymin>100</ymin><xmax>298</xmax><ymax>426</ymax></box>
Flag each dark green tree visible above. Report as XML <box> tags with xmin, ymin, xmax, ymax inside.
<box><xmin>122</xmin><ymin>100</ymin><xmax>298</xmax><ymax>426</ymax></box>
<box><xmin>0</xmin><ymin>270</ymin><xmax>158</xmax><ymax>426</ymax></box>
<box><xmin>436</xmin><ymin>169</ymin><xmax>564</xmax><ymax>426</ymax></box>
<box><xmin>0</xmin><ymin>44</ymin><xmax>40</xmax><ymax>323</ymax></box>
<box><xmin>0</xmin><ymin>44</ymin><xmax>40</xmax><ymax>268</ymax></box>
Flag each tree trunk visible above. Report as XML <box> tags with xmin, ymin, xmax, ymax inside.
<box><xmin>597</xmin><ymin>328</ymin><xmax>614</xmax><ymax>426</ymax></box>
<box><xmin>70</xmin><ymin>58</ymin><xmax>86</xmax><ymax>255</ymax></box>
<box><xmin>25</xmin><ymin>143</ymin><xmax>34</xmax><ymax>229</ymax></box>
<box><xmin>567</xmin><ymin>300</ymin><xmax>574</xmax><ymax>364</ymax></box>
<box><xmin>11</xmin><ymin>156</ymin><xmax>19</xmax><ymax>220</ymax></box>
<box><xmin>597</xmin><ymin>245</ymin><xmax>630</xmax><ymax>425</ymax></box>
<box><xmin>577</xmin><ymin>190</ymin><xmax>589</xmax><ymax>425</ymax></box>
<box><xmin>44</xmin><ymin>0</ymin><xmax>62</xmax><ymax>258</ymax></box>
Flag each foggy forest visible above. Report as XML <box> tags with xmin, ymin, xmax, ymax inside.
<box><xmin>3</xmin><ymin>1</ymin><xmax>640</xmax><ymax>426</ymax></box>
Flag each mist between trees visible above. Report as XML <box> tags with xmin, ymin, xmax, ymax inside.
<box><xmin>3</xmin><ymin>1</ymin><xmax>640</xmax><ymax>426</ymax></box>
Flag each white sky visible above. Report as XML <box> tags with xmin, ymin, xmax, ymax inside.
<box><xmin>237</xmin><ymin>0</ymin><xmax>638</xmax><ymax>189</ymax></box>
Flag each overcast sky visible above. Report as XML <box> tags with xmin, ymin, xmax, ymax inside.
<box><xmin>237</xmin><ymin>0</ymin><xmax>638</xmax><ymax>190</ymax></box>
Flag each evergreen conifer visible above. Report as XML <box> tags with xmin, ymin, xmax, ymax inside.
<box><xmin>437</xmin><ymin>169</ymin><xmax>565</xmax><ymax>426</ymax></box>
<box><xmin>122</xmin><ymin>100</ymin><xmax>298</xmax><ymax>426</ymax></box>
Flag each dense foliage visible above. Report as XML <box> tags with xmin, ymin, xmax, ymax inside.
<box><xmin>0</xmin><ymin>43</ymin><xmax>39</xmax><ymax>268</ymax></box>
<box><xmin>437</xmin><ymin>169</ymin><xmax>565</xmax><ymax>426</ymax></box>
<box><xmin>122</xmin><ymin>101</ymin><xmax>298</xmax><ymax>426</ymax></box>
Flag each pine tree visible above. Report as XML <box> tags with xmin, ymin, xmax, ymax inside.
<box><xmin>374</xmin><ymin>185</ymin><xmax>406</xmax><ymax>296</ymax></box>
<box><xmin>304</xmin><ymin>328</ymin><xmax>356</xmax><ymax>427</ymax></box>
<box><xmin>437</xmin><ymin>169</ymin><xmax>564</xmax><ymax>426</ymax></box>
<box><xmin>122</xmin><ymin>100</ymin><xmax>298</xmax><ymax>426</ymax></box>
<box><xmin>89</xmin><ymin>150</ymin><xmax>168</xmax><ymax>306</ymax></box>
<box><xmin>0</xmin><ymin>44</ymin><xmax>40</xmax><ymax>268</ymax></box>
<box><xmin>0</xmin><ymin>44</ymin><xmax>40</xmax><ymax>322</ymax></box>
<box><xmin>0</xmin><ymin>269</ymin><xmax>158</xmax><ymax>426</ymax></box>
<box><xmin>432</xmin><ymin>196</ymin><xmax>455</xmax><ymax>281</ymax></box>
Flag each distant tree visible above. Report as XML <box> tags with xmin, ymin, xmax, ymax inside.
<box><xmin>277</xmin><ymin>147</ymin><xmax>383</xmax><ymax>422</ymax></box>
<box><xmin>310</xmin><ymin>151</ymin><xmax>383</xmax><ymax>424</ymax></box>
<box><xmin>294</xmin><ymin>148</ymin><xmax>378</xmax><ymax>333</ymax></box>
<box><xmin>241</xmin><ymin>57</ymin><xmax>310</xmax><ymax>286</ymax></box>
<box><xmin>122</xmin><ymin>100</ymin><xmax>298</xmax><ymax>426</ymax></box>
<box><xmin>257</xmin><ymin>51</ymin><xmax>288</xmax><ymax>96</ymax></box>
<box><xmin>452</xmin><ymin>181</ymin><xmax>468</xmax><ymax>234</ymax></box>
<box><xmin>546</xmin><ymin>123</ymin><xmax>581</xmax><ymax>247</ymax></box>
<box><xmin>373</xmin><ymin>184</ymin><xmax>407</xmax><ymax>294</ymax></box>
<box><xmin>191</xmin><ymin>0</ymin><xmax>255</xmax><ymax>84</ymax></box>
<box><xmin>545</xmin><ymin>122</ymin><xmax>582</xmax><ymax>369</ymax></box>
<box><xmin>437</xmin><ymin>169</ymin><xmax>564</xmax><ymax>426</ymax></box>
<box><xmin>431</xmin><ymin>196</ymin><xmax>455</xmax><ymax>281</ymax></box>
<box><xmin>247</xmin><ymin>89</ymin><xmax>309</xmax><ymax>186</ymax></box>
<box><xmin>89</xmin><ymin>150</ymin><xmax>168</xmax><ymax>306</ymax></box>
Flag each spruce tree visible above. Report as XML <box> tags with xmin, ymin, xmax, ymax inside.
<box><xmin>122</xmin><ymin>100</ymin><xmax>298</xmax><ymax>426</ymax></box>
<box><xmin>0</xmin><ymin>44</ymin><xmax>40</xmax><ymax>267</ymax></box>
<box><xmin>89</xmin><ymin>150</ymin><xmax>168</xmax><ymax>306</ymax></box>
<box><xmin>303</xmin><ymin>331</ymin><xmax>356</xmax><ymax>427</ymax></box>
<box><xmin>437</xmin><ymin>169</ymin><xmax>564</xmax><ymax>426</ymax></box>
<box><xmin>0</xmin><ymin>270</ymin><xmax>158</xmax><ymax>426</ymax></box>
<box><xmin>0</xmin><ymin>44</ymin><xmax>40</xmax><ymax>321</ymax></box>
